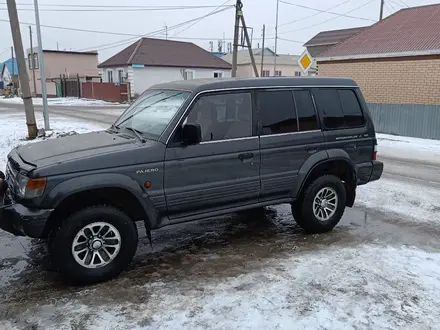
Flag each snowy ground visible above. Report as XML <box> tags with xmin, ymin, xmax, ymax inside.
<box><xmin>0</xmin><ymin>96</ymin><xmax>126</xmax><ymax>107</ymax></box>
<box><xmin>0</xmin><ymin>112</ymin><xmax>105</xmax><ymax>172</ymax></box>
<box><xmin>356</xmin><ymin>133</ymin><xmax>440</xmax><ymax>225</ymax></box>
<box><xmin>2</xmin><ymin>242</ymin><xmax>440</xmax><ymax>330</ymax></box>
<box><xmin>1</xmin><ymin>112</ymin><xmax>440</xmax><ymax>329</ymax></box>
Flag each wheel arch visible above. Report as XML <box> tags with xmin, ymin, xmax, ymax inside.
<box><xmin>43</xmin><ymin>174</ymin><xmax>158</xmax><ymax>236</ymax></box>
<box><xmin>295</xmin><ymin>150</ymin><xmax>357</xmax><ymax>207</ymax></box>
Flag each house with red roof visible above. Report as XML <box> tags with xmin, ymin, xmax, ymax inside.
<box><xmin>313</xmin><ymin>4</ymin><xmax>440</xmax><ymax>139</ymax></box>
<box><xmin>315</xmin><ymin>4</ymin><xmax>440</xmax><ymax>107</ymax></box>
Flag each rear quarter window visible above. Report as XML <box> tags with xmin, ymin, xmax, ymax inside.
<box><xmin>313</xmin><ymin>88</ymin><xmax>365</xmax><ymax>129</ymax></box>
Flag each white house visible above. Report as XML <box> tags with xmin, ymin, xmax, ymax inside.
<box><xmin>98</xmin><ymin>38</ymin><xmax>232</xmax><ymax>97</ymax></box>
<box><xmin>221</xmin><ymin>48</ymin><xmax>304</xmax><ymax>78</ymax></box>
<box><xmin>0</xmin><ymin>58</ymin><xmax>18</xmax><ymax>86</ymax></box>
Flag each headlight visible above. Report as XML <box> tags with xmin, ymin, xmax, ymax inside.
<box><xmin>16</xmin><ymin>173</ymin><xmax>47</xmax><ymax>199</ymax></box>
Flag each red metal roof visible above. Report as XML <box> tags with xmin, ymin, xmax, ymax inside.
<box><xmin>317</xmin><ymin>4</ymin><xmax>440</xmax><ymax>59</ymax></box>
<box><xmin>98</xmin><ymin>38</ymin><xmax>231</xmax><ymax>69</ymax></box>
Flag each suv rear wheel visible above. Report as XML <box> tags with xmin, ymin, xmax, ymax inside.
<box><xmin>292</xmin><ymin>175</ymin><xmax>346</xmax><ymax>233</ymax></box>
<box><xmin>49</xmin><ymin>205</ymin><xmax>138</xmax><ymax>284</ymax></box>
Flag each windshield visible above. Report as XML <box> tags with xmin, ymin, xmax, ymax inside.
<box><xmin>114</xmin><ymin>89</ymin><xmax>190</xmax><ymax>139</ymax></box>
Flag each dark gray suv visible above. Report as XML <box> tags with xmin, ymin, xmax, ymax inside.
<box><xmin>0</xmin><ymin>77</ymin><xmax>383</xmax><ymax>284</ymax></box>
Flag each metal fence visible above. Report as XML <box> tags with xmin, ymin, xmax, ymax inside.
<box><xmin>367</xmin><ymin>103</ymin><xmax>440</xmax><ymax>140</ymax></box>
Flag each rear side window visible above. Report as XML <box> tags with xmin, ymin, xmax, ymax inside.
<box><xmin>313</xmin><ymin>89</ymin><xmax>365</xmax><ymax>129</ymax></box>
<box><xmin>293</xmin><ymin>90</ymin><xmax>319</xmax><ymax>132</ymax></box>
<box><xmin>257</xmin><ymin>90</ymin><xmax>298</xmax><ymax>135</ymax></box>
<box><xmin>338</xmin><ymin>89</ymin><xmax>365</xmax><ymax>127</ymax></box>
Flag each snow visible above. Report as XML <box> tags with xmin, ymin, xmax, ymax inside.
<box><xmin>377</xmin><ymin>133</ymin><xmax>440</xmax><ymax>164</ymax></box>
<box><xmin>356</xmin><ymin>177</ymin><xmax>440</xmax><ymax>224</ymax></box>
<box><xmin>3</xmin><ymin>244</ymin><xmax>440</xmax><ymax>329</ymax></box>
<box><xmin>0</xmin><ymin>112</ymin><xmax>105</xmax><ymax>172</ymax></box>
<box><xmin>0</xmin><ymin>96</ymin><xmax>126</xmax><ymax>107</ymax></box>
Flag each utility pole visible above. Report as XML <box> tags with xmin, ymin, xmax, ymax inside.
<box><xmin>240</xmin><ymin>14</ymin><xmax>259</xmax><ymax>77</ymax></box>
<box><xmin>29</xmin><ymin>26</ymin><xmax>37</xmax><ymax>96</ymax></box>
<box><xmin>379</xmin><ymin>0</ymin><xmax>385</xmax><ymax>20</ymax></box>
<box><xmin>11</xmin><ymin>46</ymin><xmax>14</xmax><ymax>77</ymax></box>
<box><xmin>56</xmin><ymin>41</ymin><xmax>59</xmax><ymax>51</ymax></box>
<box><xmin>164</xmin><ymin>24</ymin><xmax>168</xmax><ymax>40</ymax></box>
<box><xmin>261</xmin><ymin>24</ymin><xmax>265</xmax><ymax>77</ymax></box>
<box><xmin>34</xmin><ymin>0</ymin><xmax>50</xmax><ymax>130</ymax></box>
<box><xmin>273</xmin><ymin>0</ymin><xmax>279</xmax><ymax>76</ymax></box>
<box><xmin>6</xmin><ymin>0</ymin><xmax>38</xmax><ymax>139</ymax></box>
<box><xmin>231</xmin><ymin>0</ymin><xmax>242</xmax><ymax>77</ymax></box>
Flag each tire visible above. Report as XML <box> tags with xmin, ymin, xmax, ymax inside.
<box><xmin>50</xmin><ymin>205</ymin><xmax>138</xmax><ymax>284</ymax></box>
<box><xmin>292</xmin><ymin>175</ymin><xmax>346</xmax><ymax>234</ymax></box>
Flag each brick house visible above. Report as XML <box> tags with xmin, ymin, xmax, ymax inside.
<box><xmin>315</xmin><ymin>4</ymin><xmax>440</xmax><ymax>106</ymax></box>
<box><xmin>313</xmin><ymin>4</ymin><xmax>440</xmax><ymax>139</ymax></box>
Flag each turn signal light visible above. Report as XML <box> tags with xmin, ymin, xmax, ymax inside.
<box><xmin>26</xmin><ymin>177</ymin><xmax>47</xmax><ymax>190</ymax></box>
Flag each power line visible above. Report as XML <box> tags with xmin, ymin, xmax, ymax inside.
<box><xmin>0</xmin><ymin>3</ymin><xmax>234</xmax><ymax>10</ymax></box>
<box><xmin>279</xmin><ymin>0</ymin><xmax>353</xmax><ymax>27</ymax></box>
<box><xmin>276</xmin><ymin>0</ymin><xmax>377</xmax><ymax>36</ymax></box>
<box><xmin>0</xmin><ymin>5</ymin><xmax>234</xmax><ymax>12</ymax></box>
<box><xmin>172</xmin><ymin>0</ymin><xmax>232</xmax><ymax>37</ymax></box>
<box><xmin>78</xmin><ymin>7</ymin><xmax>233</xmax><ymax>52</ymax></box>
<box><xmin>277</xmin><ymin>37</ymin><xmax>305</xmax><ymax>43</ymax></box>
<box><xmin>279</xmin><ymin>0</ymin><xmax>375</xmax><ymax>22</ymax></box>
<box><xmin>390</xmin><ymin>0</ymin><xmax>409</xmax><ymax>8</ymax></box>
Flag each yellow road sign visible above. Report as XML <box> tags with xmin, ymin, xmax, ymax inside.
<box><xmin>298</xmin><ymin>50</ymin><xmax>313</xmax><ymax>75</ymax></box>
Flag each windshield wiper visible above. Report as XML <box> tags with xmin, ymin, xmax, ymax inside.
<box><xmin>125</xmin><ymin>127</ymin><xmax>146</xmax><ymax>143</ymax></box>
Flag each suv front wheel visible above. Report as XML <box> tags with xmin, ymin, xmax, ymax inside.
<box><xmin>292</xmin><ymin>175</ymin><xmax>346</xmax><ymax>233</ymax></box>
<box><xmin>49</xmin><ymin>205</ymin><xmax>138</xmax><ymax>284</ymax></box>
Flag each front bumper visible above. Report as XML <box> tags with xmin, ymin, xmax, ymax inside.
<box><xmin>0</xmin><ymin>177</ymin><xmax>52</xmax><ymax>238</ymax></box>
<box><xmin>356</xmin><ymin>160</ymin><xmax>384</xmax><ymax>186</ymax></box>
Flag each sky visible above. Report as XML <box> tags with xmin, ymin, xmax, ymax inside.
<box><xmin>1</xmin><ymin>0</ymin><xmax>439</xmax><ymax>63</ymax></box>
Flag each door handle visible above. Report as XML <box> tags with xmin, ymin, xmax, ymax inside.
<box><xmin>305</xmin><ymin>146</ymin><xmax>318</xmax><ymax>154</ymax></box>
<box><xmin>238</xmin><ymin>152</ymin><xmax>254</xmax><ymax>161</ymax></box>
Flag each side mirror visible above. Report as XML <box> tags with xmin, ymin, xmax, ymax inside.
<box><xmin>181</xmin><ymin>123</ymin><xmax>202</xmax><ymax>145</ymax></box>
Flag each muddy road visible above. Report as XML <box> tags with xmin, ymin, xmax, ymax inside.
<box><xmin>1</xmin><ymin>204</ymin><xmax>440</xmax><ymax>329</ymax></box>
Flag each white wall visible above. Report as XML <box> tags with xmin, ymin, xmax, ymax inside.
<box><xmin>132</xmin><ymin>66</ymin><xmax>231</xmax><ymax>96</ymax></box>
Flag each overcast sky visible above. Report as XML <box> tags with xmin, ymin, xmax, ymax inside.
<box><xmin>1</xmin><ymin>0</ymin><xmax>439</xmax><ymax>63</ymax></box>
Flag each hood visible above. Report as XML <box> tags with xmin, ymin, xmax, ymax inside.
<box><xmin>17</xmin><ymin>131</ymin><xmax>135</xmax><ymax>167</ymax></box>
<box><xmin>15</xmin><ymin>130</ymin><xmax>165</xmax><ymax>176</ymax></box>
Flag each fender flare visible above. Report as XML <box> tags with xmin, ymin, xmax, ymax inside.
<box><xmin>45</xmin><ymin>173</ymin><xmax>158</xmax><ymax>228</ymax></box>
<box><xmin>292</xmin><ymin>149</ymin><xmax>356</xmax><ymax>198</ymax></box>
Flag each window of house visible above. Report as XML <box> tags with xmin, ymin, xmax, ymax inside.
<box><xmin>295</xmin><ymin>71</ymin><xmax>301</xmax><ymax>77</ymax></box>
<box><xmin>118</xmin><ymin>69</ymin><xmax>125</xmax><ymax>83</ymax></box>
<box><xmin>275</xmin><ymin>70</ymin><xmax>282</xmax><ymax>76</ymax></box>
<box><xmin>262</xmin><ymin>70</ymin><xmax>270</xmax><ymax>77</ymax></box>
<box><xmin>107</xmin><ymin>70</ymin><xmax>113</xmax><ymax>83</ymax></box>
<box><xmin>33</xmin><ymin>53</ymin><xmax>39</xmax><ymax>69</ymax></box>
<box><xmin>257</xmin><ymin>90</ymin><xmax>297</xmax><ymax>135</ymax></box>
<box><xmin>183</xmin><ymin>69</ymin><xmax>195</xmax><ymax>80</ymax></box>
<box><xmin>186</xmin><ymin>92</ymin><xmax>252</xmax><ymax>142</ymax></box>
<box><xmin>338</xmin><ymin>89</ymin><xmax>365</xmax><ymax>127</ymax></box>
<box><xmin>28</xmin><ymin>54</ymin><xmax>33</xmax><ymax>69</ymax></box>
<box><xmin>294</xmin><ymin>90</ymin><xmax>318</xmax><ymax>131</ymax></box>
<box><xmin>313</xmin><ymin>89</ymin><xmax>364</xmax><ymax>129</ymax></box>
<box><xmin>213</xmin><ymin>71</ymin><xmax>223</xmax><ymax>78</ymax></box>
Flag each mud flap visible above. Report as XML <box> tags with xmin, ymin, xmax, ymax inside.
<box><xmin>144</xmin><ymin>219</ymin><xmax>153</xmax><ymax>248</ymax></box>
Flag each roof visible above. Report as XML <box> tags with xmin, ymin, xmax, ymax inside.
<box><xmin>43</xmin><ymin>50</ymin><xmax>98</xmax><ymax>55</ymax></box>
<box><xmin>304</xmin><ymin>26</ymin><xmax>367</xmax><ymax>47</ymax></box>
<box><xmin>150</xmin><ymin>76</ymin><xmax>358</xmax><ymax>92</ymax></box>
<box><xmin>1</xmin><ymin>58</ymin><xmax>18</xmax><ymax>76</ymax></box>
<box><xmin>221</xmin><ymin>48</ymin><xmax>300</xmax><ymax>66</ymax></box>
<box><xmin>317</xmin><ymin>4</ymin><xmax>440</xmax><ymax>60</ymax></box>
<box><xmin>98</xmin><ymin>37</ymin><xmax>231</xmax><ymax>70</ymax></box>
